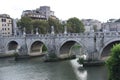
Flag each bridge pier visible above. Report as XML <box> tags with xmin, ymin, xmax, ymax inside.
<box><xmin>45</xmin><ymin>34</ymin><xmax>58</xmax><ymax>60</ymax></box>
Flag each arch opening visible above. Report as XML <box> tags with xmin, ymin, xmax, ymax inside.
<box><xmin>30</xmin><ymin>41</ymin><xmax>47</xmax><ymax>56</ymax></box>
<box><xmin>101</xmin><ymin>41</ymin><xmax>120</xmax><ymax>60</ymax></box>
<box><xmin>8</xmin><ymin>41</ymin><xmax>18</xmax><ymax>51</ymax></box>
<box><xmin>59</xmin><ymin>41</ymin><xmax>85</xmax><ymax>58</ymax></box>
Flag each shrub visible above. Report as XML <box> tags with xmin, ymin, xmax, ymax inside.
<box><xmin>42</xmin><ymin>45</ymin><xmax>47</xmax><ymax>52</ymax></box>
<box><xmin>78</xmin><ymin>57</ymin><xmax>84</xmax><ymax>64</ymax></box>
<box><xmin>106</xmin><ymin>44</ymin><xmax>120</xmax><ymax>80</ymax></box>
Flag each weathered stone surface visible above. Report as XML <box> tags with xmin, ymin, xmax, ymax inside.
<box><xmin>0</xmin><ymin>32</ymin><xmax>119</xmax><ymax>60</ymax></box>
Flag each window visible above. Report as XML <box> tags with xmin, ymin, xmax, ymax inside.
<box><xmin>8</xmin><ymin>28</ymin><xmax>10</xmax><ymax>30</ymax></box>
<box><xmin>2</xmin><ymin>19</ymin><xmax>6</xmax><ymax>22</ymax></box>
<box><xmin>5</xmin><ymin>28</ymin><xmax>6</xmax><ymax>30</ymax></box>
<box><xmin>1</xmin><ymin>19</ymin><xmax>4</xmax><ymax>22</ymax></box>
<box><xmin>4</xmin><ymin>19</ymin><xmax>6</xmax><ymax>22</ymax></box>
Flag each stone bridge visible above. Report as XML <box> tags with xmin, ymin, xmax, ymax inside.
<box><xmin>0</xmin><ymin>31</ymin><xmax>120</xmax><ymax>60</ymax></box>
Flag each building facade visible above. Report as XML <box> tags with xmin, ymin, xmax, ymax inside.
<box><xmin>101</xmin><ymin>19</ymin><xmax>120</xmax><ymax>32</ymax></box>
<box><xmin>0</xmin><ymin>14</ymin><xmax>13</xmax><ymax>36</ymax></box>
<box><xmin>102</xmin><ymin>22</ymin><xmax>120</xmax><ymax>32</ymax></box>
<box><xmin>81</xmin><ymin>19</ymin><xmax>102</xmax><ymax>32</ymax></box>
<box><xmin>22</xmin><ymin>6</ymin><xmax>56</xmax><ymax>20</ymax></box>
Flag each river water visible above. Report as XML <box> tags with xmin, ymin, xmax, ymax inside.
<box><xmin>0</xmin><ymin>58</ymin><xmax>108</xmax><ymax>80</ymax></box>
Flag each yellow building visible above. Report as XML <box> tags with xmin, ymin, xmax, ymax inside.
<box><xmin>0</xmin><ymin>14</ymin><xmax>13</xmax><ymax>36</ymax></box>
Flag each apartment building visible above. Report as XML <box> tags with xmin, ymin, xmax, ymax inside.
<box><xmin>22</xmin><ymin>6</ymin><xmax>56</xmax><ymax>20</ymax></box>
<box><xmin>0</xmin><ymin>14</ymin><xmax>13</xmax><ymax>36</ymax></box>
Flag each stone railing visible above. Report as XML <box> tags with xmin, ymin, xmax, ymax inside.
<box><xmin>55</xmin><ymin>32</ymin><xmax>94</xmax><ymax>38</ymax></box>
<box><xmin>95</xmin><ymin>31</ymin><xmax>120</xmax><ymax>37</ymax></box>
<box><xmin>1</xmin><ymin>31</ymin><xmax>120</xmax><ymax>39</ymax></box>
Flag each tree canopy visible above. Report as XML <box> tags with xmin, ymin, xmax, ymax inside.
<box><xmin>106</xmin><ymin>44</ymin><xmax>120</xmax><ymax>80</ymax></box>
<box><xmin>32</xmin><ymin>20</ymin><xmax>49</xmax><ymax>34</ymax></box>
<box><xmin>48</xmin><ymin>18</ymin><xmax>64</xmax><ymax>33</ymax></box>
<box><xmin>17</xmin><ymin>17</ymin><xmax>33</xmax><ymax>34</ymax></box>
<box><xmin>67</xmin><ymin>17</ymin><xmax>85</xmax><ymax>33</ymax></box>
<box><xmin>17</xmin><ymin>17</ymin><xmax>85</xmax><ymax>34</ymax></box>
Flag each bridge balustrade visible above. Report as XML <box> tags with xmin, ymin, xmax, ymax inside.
<box><xmin>1</xmin><ymin>31</ymin><xmax>120</xmax><ymax>39</ymax></box>
<box><xmin>103</xmin><ymin>31</ymin><xmax>119</xmax><ymax>37</ymax></box>
<box><xmin>56</xmin><ymin>33</ymin><xmax>80</xmax><ymax>38</ymax></box>
<box><xmin>55</xmin><ymin>32</ymin><xmax>93</xmax><ymax>38</ymax></box>
<box><xmin>0</xmin><ymin>32</ymin><xmax>94</xmax><ymax>39</ymax></box>
<box><xmin>95</xmin><ymin>32</ymin><xmax>120</xmax><ymax>38</ymax></box>
<box><xmin>1</xmin><ymin>35</ymin><xmax>24</xmax><ymax>38</ymax></box>
<box><xmin>25</xmin><ymin>34</ymin><xmax>52</xmax><ymax>39</ymax></box>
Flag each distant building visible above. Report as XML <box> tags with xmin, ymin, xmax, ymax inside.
<box><xmin>107</xmin><ymin>19</ymin><xmax>117</xmax><ymax>23</ymax></box>
<box><xmin>0</xmin><ymin>14</ymin><xmax>13</xmax><ymax>36</ymax></box>
<box><xmin>22</xmin><ymin>6</ymin><xmax>57</xmax><ymax>20</ymax></box>
<box><xmin>81</xmin><ymin>19</ymin><xmax>102</xmax><ymax>32</ymax></box>
<box><xmin>102</xmin><ymin>22</ymin><xmax>120</xmax><ymax>32</ymax></box>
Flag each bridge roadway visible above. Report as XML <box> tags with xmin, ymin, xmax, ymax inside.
<box><xmin>0</xmin><ymin>31</ymin><xmax>120</xmax><ymax>60</ymax></box>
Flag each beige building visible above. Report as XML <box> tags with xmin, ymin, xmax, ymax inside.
<box><xmin>0</xmin><ymin>14</ymin><xmax>13</xmax><ymax>36</ymax></box>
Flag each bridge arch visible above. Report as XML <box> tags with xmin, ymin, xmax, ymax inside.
<box><xmin>29</xmin><ymin>40</ymin><xmax>47</xmax><ymax>56</ymax></box>
<box><xmin>6</xmin><ymin>40</ymin><xmax>20</xmax><ymax>54</ymax></box>
<box><xmin>100</xmin><ymin>39</ymin><xmax>120</xmax><ymax>60</ymax></box>
<box><xmin>7</xmin><ymin>41</ymin><xmax>19</xmax><ymax>51</ymax></box>
<box><xmin>58</xmin><ymin>39</ymin><xmax>87</xmax><ymax>58</ymax></box>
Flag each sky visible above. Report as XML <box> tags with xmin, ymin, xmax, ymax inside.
<box><xmin>0</xmin><ymin>0</ymin><xmax>120</xmax><ymax>22</ymax></box>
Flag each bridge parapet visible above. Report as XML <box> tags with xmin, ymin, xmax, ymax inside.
<box><xmin>1</xmin><ymin>35</ymin><xmax>25</xmax><ymax>39</ymax></box>
<box><xmin>26</xmin><ymin>34</ymin><xmax>52</xmax><ymax>38</ymax></box>
<box><xmin>95</xmin><ymin>31</ymin><xmax>120</xmax><ymax>38</ymax></box>
<box><xmin>55</xmin><ymin>32</ymin><xmax>94</xmax><ymax>38</ymax></box>
<box><xmin>1</xmin><ymin>31</ymin><xmax>120</xmax><ymax>38</ymax></box>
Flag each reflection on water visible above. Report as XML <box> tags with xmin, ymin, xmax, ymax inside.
<box><xmin>0</xmin><ymin>57</ymin><xmax>108</xmax><ymax>80</ymax></box>
<box><xmin>70</xmin><ymin>58</ymin><xmax>108</xmax><ymax>80</ymax></box>
<box><xmin>70</xmin><ymin>59</ymin><xmax>87</xmax><ymax>80</ymax></box>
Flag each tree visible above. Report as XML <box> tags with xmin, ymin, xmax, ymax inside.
<box><xmin>17</xmin><ymin>17</ymin><xmax>65</xmax><ymax>34</ymax></box>
<box><xmin>48</xmin><ymin>18</ymin><xmax>63</xmax><ymax>33</ymax></box>
<box><xmin>17</xmin><ymin>17</ymin><xmax>33</xmax><ymax>34</ymax></box>
<box><xmin>32</xmin><ymin>20</ymin><xmax>49</xmax><ymax>34</ymax></box>
<box><xmin>67</xmin><ymin>17</ymin><xmax>85</xmax><ymax>33</ymax></box>
<box><xmin>106</xmin><ymin>44</ymin><xmax>120</xmax><ymax>80</ymax></box>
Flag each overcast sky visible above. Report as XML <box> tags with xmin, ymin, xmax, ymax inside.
<box><xmin>0</xmin><ymin>0</ymin><xmax>120</xmax><ymax>22</ymax></box>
